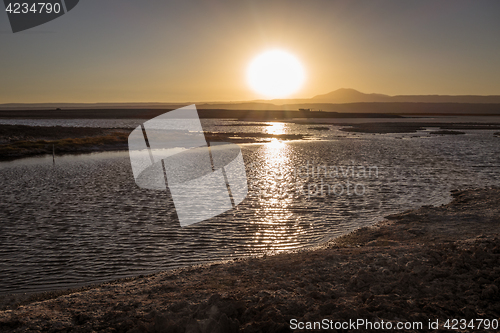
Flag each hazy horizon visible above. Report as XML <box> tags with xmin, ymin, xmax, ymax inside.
<box><xmin>5</xmin><ymin>88</ymin><xmax>500</xmax><ymax>107</ymax></box>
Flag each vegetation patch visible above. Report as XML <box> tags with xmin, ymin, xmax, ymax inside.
<box><xmin>429</xmin><ymin>130</ymin><xmax>465</xmax><ymax>135</ymax></box>
<box><xmin>0</xmin><ymin>132</ymin><xmax>129</xmax><ymax>159</ymax></box>
<box><xmin>308</xmin><ymin>126</ymin><xmax>330</xmax><ymax>131</ymax></box>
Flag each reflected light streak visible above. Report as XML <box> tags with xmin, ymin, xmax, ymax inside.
<box><xmin>250</xmin><ymin>140</ymin><xmax>307</xmax><ymax>255</ymax></box>
<box><xmin>265</xmin><ymin>122</ymin><xmax>286</xmax><ymax>135</ymax></box>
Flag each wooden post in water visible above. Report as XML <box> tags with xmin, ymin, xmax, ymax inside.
<box><xmin>52</xmin><ymin>144</ymin><xmax>55</xmax><ymax>164</ymax></box>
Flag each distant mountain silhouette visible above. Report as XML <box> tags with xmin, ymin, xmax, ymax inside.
<box><xmin>311</xmin><ymin>88</ymin><xmax>392</xmax><ymax>103</ymax></box>
<box><xmin>309</xmin><ymin>88</ymin><xmax>500</xmax><ymax>104</ymax></box>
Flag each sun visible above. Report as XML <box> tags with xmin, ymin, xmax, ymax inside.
<box><xmin>247</xmin><ymin>49</ymin><xmax>306</xmax><ymax>99</ymax></box>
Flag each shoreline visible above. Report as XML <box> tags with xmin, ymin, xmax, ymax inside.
<box><xmin>0</xmin><ymin>125</ymin><xmax>131</xmax><ymax>161</ymax></box>
<box><xmin>1</xmin><ymin>187</ymin><xmax>499</xmax><ymax>332</ymax></box>
<box><xmin>0</xmin><ymin>124</ymin><xmax>309</xmax><ymax>161</ymax></box>
<box><xmin>338</xmin><ymin>122</ymin><xmax>500</xmax><ymax>134</ymax></box>
<box><xmin>2</xmin><ymin>120</ymin><xmax>500</xmax><ymax>161</ymax></box>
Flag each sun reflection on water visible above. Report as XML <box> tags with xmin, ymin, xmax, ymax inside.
<box><xmin>265</xmin><ymin>122</ymin><xmax>286</xmax><ymax>135</ymax></box>
<box><xmin>249</xmin><ymin>140</ymin><xmax>308</xmax><ymax>254</ymax></box>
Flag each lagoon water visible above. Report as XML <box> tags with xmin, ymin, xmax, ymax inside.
<box><xmin>0</xmin><ymin>119</ymin><xmax>499</xmax><ymax>294</ymax></box>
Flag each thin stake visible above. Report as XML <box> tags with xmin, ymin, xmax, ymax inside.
<box><xmin>52</xmin><ymin>144</ymin><xmax>55</xmax><ymax>164</ymax></box>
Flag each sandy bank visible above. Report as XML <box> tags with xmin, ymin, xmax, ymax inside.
<box><xmin>1</xmin><ymin>187</ymin><xmax>499</xmax><ymax>332</ymax></box>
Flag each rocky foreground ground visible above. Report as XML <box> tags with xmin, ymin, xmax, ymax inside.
<box><xmin>1</xmin><ymin>187</ymin><xmax>500</xmax><ymax>333</ymax></box>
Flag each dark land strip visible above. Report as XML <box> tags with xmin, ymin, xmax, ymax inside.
<box><xmin>0</xmin><ymin>125</ymin><xmax>308</xmax><ymax>160</ymax></box>
<box><xmin>339</xmin><ymin>122</ymin><xmax>500</xmax><ymax>134</ymax></box>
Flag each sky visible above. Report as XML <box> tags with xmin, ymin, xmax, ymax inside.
<box><xmin>1</xmin><ymin>0</ymin><xmax>500</xmax><ymax>103</ymax></box>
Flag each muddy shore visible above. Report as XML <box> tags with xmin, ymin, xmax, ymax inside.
<box><xmin>0</xmin><ymin>125</ymin><xmax>131</xmax><ymax>160</ymax></box>
<box><xmin>338</xmin><ymin>122</ymin><xmax>500</xmax><ymax>134</ymax></box>
<box><xmin>0</xmin><ymin>125</ymin><xmax>307</xmax><ymax>160</ymax></box>
<box><xmin>0</xmin><ymin>187</ymin><xmax>499</xmax><ymax>332</ymax></box>
<box><xmin>3</xmin><ymin>120</ymin><xmax>500</xmax><ymax>160</ymax></box>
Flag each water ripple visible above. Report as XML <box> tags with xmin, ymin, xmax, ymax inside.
<box><xmin>0</xmin><ymin>126</ymin><xmax>499</xmax><ymax>294</ymax></box>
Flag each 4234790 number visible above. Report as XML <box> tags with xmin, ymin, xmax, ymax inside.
<box><xmin>5</xmin><ymin>2</ymin><xmax>62</xmax><ymax>14</ymax></box>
